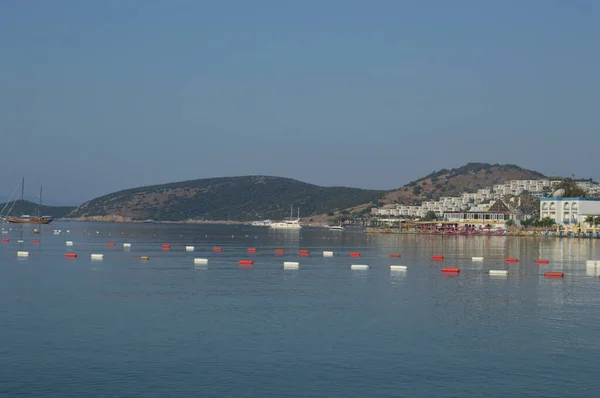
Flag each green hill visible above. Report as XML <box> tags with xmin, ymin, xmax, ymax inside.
<box><xmin>0</xmin><ymin>200</ymin><xmax>75</xmax><ymax>219</ymax></box>
<box><xmin>68</xmin><ymin>176</ymin><xmax>387</xmax><ymax>221</ymax></box>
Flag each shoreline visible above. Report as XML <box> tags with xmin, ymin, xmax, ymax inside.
<box><xmin>56</xmin><ymin>217</ymin><xmax>333</xmax><ymax>228</ymax></box>
<box><xmin>364</xmin><ymin>227</ymin><xmax>600</xmax><ymax>238</ymax></box>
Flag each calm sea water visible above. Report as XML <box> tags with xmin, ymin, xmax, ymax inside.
<box><xmin>1</xmin><ymin>222</ymin><xmax>600</xmax><ymax>397</ymax></box>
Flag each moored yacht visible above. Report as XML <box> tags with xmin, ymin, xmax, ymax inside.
<box><xmin>270</xmin><ymin>206</ymin><xmax>302</xmax><ymax>230</ymax></box>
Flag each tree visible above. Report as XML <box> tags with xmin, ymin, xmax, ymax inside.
<box><xmin>585</xmin><ymin>216</ymin><xmax>599</xmax><ymax>225</ymax></box>
<box><xmin>423</xmin><ymin>211</ymin><xmax>437</xmax><ymax>221</ymax></box>
<box><xmin>555</xmin><ymin>179</ymin><xmax>586</xmax><ymax>197</ymax></box>
<box><xmin>535</xmin><ymin>217</ymin><xmax>556</xmax><ymax>228</ymax></box>
<box><xmin>506</xmin><ymin>219</ymin><xmax>515</xmax><ymax>227</ymax></box>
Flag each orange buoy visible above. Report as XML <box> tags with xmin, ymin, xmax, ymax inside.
<box><xmin>247</xmin><ymin>248</ymin><xmax>257</xmax><ymax>252</ymax></box>
<box><xmin>274</xmin><ymin>249</ymin><xmax>285</xmax><ymax>253</ymax></box>
<box><xmin>544</xmin><ymin>272</ymin><xmax>564</xmax><ymax>278</ymax></box>
<box><xmin>432</xmin><ymin>255</ymin><xmax>444</xmax><ymax>260</ymax></box>
<box><xmin>213</xmin><ymin>247</ymin><xmax>223</xmax><ymax>252</ymax></box>
<box><xmin>505</xmin><ymin>258</ymin><xmax>519</xmax><ymax>263</ymax></box>
<box><xmin>162</xmin><ymin>244</ymin><xmax>171</xmax><ymax>249</ymax></box>
<box><xmin>141</xmin><ymin>256</ymin><xmax>150</xmax><ymax>261</ymax></box>
<box><xmin>107</xmin><ymin>243</ymin><xmax>116</xmax><ymax>247</ymax></box>
<box><xmin>64</xmin><ymin>253</ymin><xmax>78</xmax><ymax>258</ymax></box>
<box><xmin>535</xmin><ymin>259</ymin><xmax>550</xmax><ymax>264</ymax></box>
<box><xmin>389</xmin><ymin>253</ymin><xmax>401</xmax><ymax>258</ymax></box>
<box><xmin>238</xmin><ymin>260</ymin><xmax>254</xmax><ymax>265</ymax></box>
<box><xmin>33</xmin><ymin>239</ymin><xmax>40</xmax><ymax>244</ymax></box>
<box><xmin>442</xmin><ymin>267</ymin><xmax>460</xmax><ymax>273</ymax></box>
<box><xmin>349</xmin><ymin>252</ymin><xmax>361</xmax><ymax>257</ymax></box>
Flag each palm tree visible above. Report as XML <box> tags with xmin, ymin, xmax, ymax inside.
<box><xmin>585</xmin><ymin>216</ymin><xmax>597</xmax><ymax>225</ymax></box>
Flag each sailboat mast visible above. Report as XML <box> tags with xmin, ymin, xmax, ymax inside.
<box><xmin>21</xmin><ymin>177</ymin><xmax>25</xmax><ymax>203</ymax></box>
<box><xmin>39</xmin><ymin>186</ymin><xmax>43</xmax><ymax>217</ymax></box>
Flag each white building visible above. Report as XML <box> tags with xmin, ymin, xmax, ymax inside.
<box><xmin>540</xmin><ymin>197</ymin><xmax>600</xmax><ymax>225</ymax></box>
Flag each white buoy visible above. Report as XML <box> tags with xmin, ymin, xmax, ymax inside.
<box><xmin>194</xmin><ymin>258</ymin><xmax>209</xmax><ymax>265</ymax></box>
<box><xmin>472</xmin><ymin>256</ymin><xmax>484</xmax><ymax>261</ymax></box>
<box><xmin>91</xmin><ymin>254</ymin><xmax>104</xmax><ymax>260</ymax></box>
<box><xmin>284</xmin><ymin>261</ymin><xmax>300</xmax><ymax>269</ymax></box>
<box><xmin>66</xmin><ymin>241</ymin><xmax>74</xmax><ymax>246</ymax></box>
<box><xmin>17</xmin><ymin>240</ymin><xmax>23</xmax><ymax>243</ymax></box>
<box><xmin>17</xmin><ymin>251</ymin><xmax>29</xmax><ymax>257</ymax></box>
<box><xmin>323</xmin><ymin>251</ymin><xmax>334</xmax><ymax>257</ymax></box>
<box><xmin>489</xmin><ymin>270</ymin><xmax>508</xmax><ymax>276</ymax></box>
<box><xmin>351</xmin><ymin>264</ymin><xmax>369</xmax><ymax>270</ymax></box>
<box><xmin>185</xmin><ymin>246</ymin><xmax>195</xmax><ymax>252</ymax></box>
<box><xmin>390</xmin><ymin>265</ymin><xmax>407</xmax><ymax>271</ymax></box>
<box><xmin>123</xmin><ymin>243</ymin><xmax>131</xmax><ymax>248</ymax></box>
<box><xmin>586</xmin><ymin>260</ymin><xmax>599</xmax><ymax>267</ymax></box>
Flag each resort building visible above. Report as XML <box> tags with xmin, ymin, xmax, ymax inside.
<box><xmin>443</xmin><ymin>200</ymin><xmax>518</xmax><ymax>223</ymax></box>
<box><xmin>539</xmin><ymin>197</ymin><xmax>600</xmax><ymax>225</ymax></box>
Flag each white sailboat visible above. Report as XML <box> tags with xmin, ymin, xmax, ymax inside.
<box><xmin>270</xmin><ymin>205</ymin><xmax>302</xmax><ymax>230</ymax></box>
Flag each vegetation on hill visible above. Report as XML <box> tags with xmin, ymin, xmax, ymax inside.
<box><xmin>0</xmin><ymin>200</ymin><xmax>75</xmax><ymax>218</ymax></box>
<box><xmin>554</xmin><ymin>179</ymin><xmax>587</xmax><ymax>197</ymax></box>
<box><xmin>68</xmin><ymin>176</ymin><xmax>387</xmax><ymax>221</ymax></box>
<box><xmin>375</xmin><ymin>163</ymin><xmax>546</xmax><ymax>207</ymax></box>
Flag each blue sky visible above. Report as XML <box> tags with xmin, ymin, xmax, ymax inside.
<box><xmin>1</xmin><ymin>0</ymin><xmax>598</xmax><ymax>204</ymax></box>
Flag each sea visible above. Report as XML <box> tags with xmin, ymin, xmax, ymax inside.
<box><xmin>1</xmin><ymin>221</ymin><xmax>599</xmax><ymax>397</ymax></box>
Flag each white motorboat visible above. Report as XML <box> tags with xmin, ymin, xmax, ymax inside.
<box><xmin>251</xmin><ymin>220</ymin><xmax>272</xmax><ymax>227</ymax></box>
<box><xmin>328</xmin><ymin>225</ymin><xmax>345</xmax><ymax>231</ymax></box>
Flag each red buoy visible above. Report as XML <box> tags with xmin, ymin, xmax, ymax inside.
<box><xmin>161</xmin><ymin>244</ymin><xmax>171</xmax><ymax>249</ymax></box>
<box><xmin>33</xmin><ymin>239</ymin><xmax>40</xmax><ymax>244</ymax></box>
<box><xmin>535</xmin><ymin>259</ymin><xmax>550</xmax><ymax>264</ymax></box>
<box><xmin>107</xmin><ymin>243</ymin><xmax>116</xmax><ymax>247</ymax></box>
<box><xmin>247</xmin><ymin>248</ymin><xmax>257</xmax><ymax>253</ymax></box>
<box><xmin>274</xmin><ymin>249</ymin><xmax>285</xmax><ymax>253</ymax></box>
<box><xmin>505</xmin><ymin>258</ymin><xmax>519</xmax><ymax>263</ymax></box>
<box><xmin>389</xmin><ymin>253</ymin><xmax>401</xmax><ymax>258</ymax></box>
<box><xmin>349</xmin><ymin>252</ymin><xmax>361</xmax><ymax>257</ymax></box>
<box><xmin>1</xmin><ymin>238</ymin><xmax>8</xmax><ymax>243</ymax></box>
<box><xmin>544</xmin><ymin>272</ymin><xmax>564</xmax><ymax>278</ymax></box>
<box><xmin>213</xmin><ymin>247</ymin><xmax>223</xmax><ymax>252</ymax></box>
<box><xmin>299</xmin><ymin>250</ymin><xmax>310</xmax><ymax>255</ymax></box>
<box><xmin>238</xmin><ymin>260</ymin><xmax>254</xmax><ymax>265</ymax></box>
<box><xmin>64</xmin><ymin>253</ymin><xmax>78</xmax><ymax>258</ymax></box>
<box><xmin>442</xmin><ymin>267</ymin><xmax>460</xmax><ymax>273</ymax></box>
<box><xmin>432</xmin><ymin>255</ymin><xmax>445</xmax><ymax>260</ymax></box>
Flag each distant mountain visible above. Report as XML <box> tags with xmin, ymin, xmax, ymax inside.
<box><xmin>0</xmin><ymin>200</ymin><xmax>76</xmax><ymax>219</ymax></box>
<box><xmin>68</xmin><ymin>176</ymin><xmax>387</xmax><ymax>222</ymax></box>
<box><xmin>0</xmin><ymin>195</ymin><xmax>70</xmax><ymax>206</ymax></box>
<box><xmin>373</xmin><ymin>163</ymin><xmax>546</xmax><ymax>207</ymax></box>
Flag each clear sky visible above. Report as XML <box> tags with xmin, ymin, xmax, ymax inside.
<box><xmin>1</xmin><ymin>0</ymin><xmax>598</xmax><ymax>205</ymax></box>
